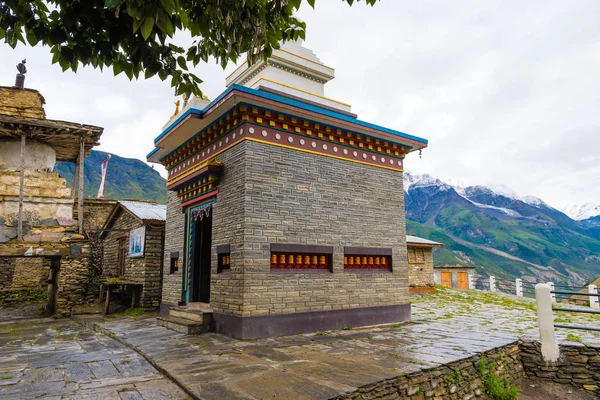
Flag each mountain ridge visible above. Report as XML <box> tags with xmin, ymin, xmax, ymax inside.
<box><xmin>404</xmin><ymin>172</ymin><xmax>600</xmax><ymax>284</ymax></box>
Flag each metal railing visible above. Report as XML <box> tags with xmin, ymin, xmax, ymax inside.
<box><xmin>535</xmin><ymin>283</ymin><xmax>600</xmax><ymax>362</ymax></box>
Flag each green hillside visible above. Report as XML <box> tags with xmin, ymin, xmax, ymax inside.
<box><xmin>54</xmin><ymin>150</ymin><xmax>167</xmax><ymax>203</ymax></box>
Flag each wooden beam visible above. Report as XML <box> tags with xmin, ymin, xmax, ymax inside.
<box><xmin>71</xmin><ymin>163</ymin><xmax>79</xmax><ymax>199</ymax></box>
<box><xmin>17</xmin><ymin>134</ymin><xmax>26</xmax><ymax>241</ymax></box>
<box><xmin>78</xmin><ymin>138</ymin><xmax>85</xmax><ymax>234</ymax></box>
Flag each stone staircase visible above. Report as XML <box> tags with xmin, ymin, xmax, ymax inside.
<box><xmin>157</xmin><ymin>302</ymin><xmax>213</xmax><ymax>335</ymax></box>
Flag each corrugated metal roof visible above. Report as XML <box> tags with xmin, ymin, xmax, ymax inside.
<box><xmin>119</xmin><ymin>201</ymin><xmax>166</xmax><ymax>222</ymax></box>
<box><xmin>406</xmin><ymin>235</ymin><xmax>443</xmax><ymax>247</ymax></box>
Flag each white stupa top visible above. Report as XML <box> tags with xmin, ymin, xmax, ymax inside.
<box><xmin>225</xmin><ymin>39</ymin><xmax>351</xmax><ymax>113</ymax></box>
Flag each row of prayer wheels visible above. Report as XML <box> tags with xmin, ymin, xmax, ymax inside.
<box><xmin>270</xmin><ymin>253</ymin><xmax>329</xmax><ymax>270</ymax></box>
<box><xmin>344</xmin><ymin>256</ymin><xmax>389</xmax><ymax>270</ymax></box>
<box><xmin>221</xmin><ymin>254</ymin><xmax>231</xmax><ymax>266</ymax></box>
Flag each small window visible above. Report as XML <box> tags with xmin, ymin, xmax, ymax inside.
<box><xmin>170</xmin><ymin>252</ymin><xmax>179</xmax><ymax>274</ymax></box>
<box><xmin>408</xmin><ymin>248</ymin><xmax>425</xmax><ymax>263</ymax></box>
<box><xmin>117</xmin><ymin>238</ymin><xmax>127</xmax><ymax>276</ymax></box>
<box><xmin>344</xmin><ymin>247</ymin><xmax>392</xmax><ymax>271</ymax></box>
<box><xmin>217</xmin><ymin>244</ymin><xmax>231</xmax><ymax>273</ymax></box>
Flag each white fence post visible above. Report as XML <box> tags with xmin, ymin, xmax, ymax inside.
<box><xmin>589</xmin><ymin>284</ymin><xmax>599</xmax><ymax>310</ymax></box>
<box><xmin>516</xmin><ymin>279</ymin><xmax>523</xmax><ymax>297</ymax></box>
<box><xmin>535</xmin><ymin>283</ymin><xmax>560</xmax><ymax>362</ymax></box>
<box><xmin>489</xmin><ymin>276</ymin><xmax>496</xmax><ymax>292</ymax></box>
<box><xmin>547</xmin><ymin>282</ymin><xmax>556</xmax><ymax>303</ymax></box>
<box><xmin>467</xmin><ymin>274</ymin><xmax>474</xmax><ymax>290</ymax></box>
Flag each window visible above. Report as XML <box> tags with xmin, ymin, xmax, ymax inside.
<box><xmin>408</xmin><ymin>248</ymin><xmax>425</xmax><ymax>263</ymax></box>
<box><xmin>344</xmin><ymin>247</ymin><xmax>392</xmax><ymax>271</ymax></box>
<box><xmin>217</xmin><ymin>245</ymin><xmax>231</xmax><ymax>273</ymax></box>
<box><xmin>117</xmin><ymin>238</ymin><xmax>127</xmax><ymax>276</ymax></box>
<box><xmin>170</xmin><ymin>252</ymin><xmax>179</xmax><ymax>274</ymax></box>
<box><xmin>269</xmin><ymin>244</ymin><xmax>333</xmax><ymax>272</ymax></box>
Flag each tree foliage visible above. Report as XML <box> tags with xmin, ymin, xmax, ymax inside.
<box><xmin>0</xmin><ymin>0</ymin><xmax>378</xmax><ymax>96</ymax></box>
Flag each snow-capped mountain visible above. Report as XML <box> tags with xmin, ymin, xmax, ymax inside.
<box><xmin>403</xmin><ymin>171</ymin><xmax>600</xmax><ymax>283</ymax></box>
<box><xmin>561</xmin><ymin>203</ymin><xmax>600</xmax><ymax>221</ymax></box>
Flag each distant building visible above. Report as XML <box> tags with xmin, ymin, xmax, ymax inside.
<box><xmin>0</xmin><ymin>62</ymin><xmax>103</xmax><ymax>315</ymax></box>
<box><xmin>148</xmin><ymin>40</ymin><xmax>429</xmax><ymax>339</ymax></box>
<box><xmin>100</xmin><ymin>201</ymin><xmax>166</xmax><ymax>309</ymax></box>
<box><xmin>406</xmin><ymin>235</ymin><xmax>443</xmax><ymax>293</ymax></box>
<box><xmin>434</xmin><ymin>264</ymin><xmax>476</xmax><ymax>290</ymax></box>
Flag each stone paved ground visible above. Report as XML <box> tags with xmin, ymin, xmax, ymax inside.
<box><xmin>76</xmin><ymin>287</ymin><xmax>600</xmax><ymax>399</ymax></box>
<box><xmin>2</xmin><ymin>288</ymin><xmax>599</xmax><ymax>399</ymax></box>
<box><xmin>0</xmin><ymin>318</ymin><xmax>189</xmax><ymax>399</ymax></box>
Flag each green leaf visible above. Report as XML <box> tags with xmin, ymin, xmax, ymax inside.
<box><xmin>160</xmin><ymin>0</ymin><xmax>176</xmax><ymax>14</ymax></box>
<box><xmin>133</xmin><ymin>17</ymin><xmax>143</xmax><ymax>33</ymax></box>
<box><xmin>140</xmin><ymin>15</ymin><xmax>155</xmax><ymax>40</ymax></box>
<box><xmin>113</xmin><ymin>63</ymin><xmax>122</xmax><ymax>76</ymax></box>
<box><xmin>104</xmin><ymin>0</ymin><xmax>122</xmax><ymax>8</ymax></box>
<box><xmin>177</xmin><ymin>56</ymin><xmax>188</xmax><ymax>71</ymax></box>
<box><xmin>26</xmin><ymin>31</ymin><xmax>38</xmax><ymax>46</ymax></box>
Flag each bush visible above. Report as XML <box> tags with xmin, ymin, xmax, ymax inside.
<box><xmin>478</xmin><ymin>355</ymin><xmax>519</xmax><ymax>400</ymax></box>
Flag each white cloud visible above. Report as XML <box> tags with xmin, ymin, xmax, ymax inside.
<box><xmin>0</xmin><ymin>0</ymin><xmax>598</xmax><ymax>209</ymax></box>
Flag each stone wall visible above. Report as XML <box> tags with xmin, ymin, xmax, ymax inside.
<box><xmin>0</xmin><ymin>87</ymin><xmax>46</xmax><ymax>119</ymax></box>
<box><xmin>211</xmin><ymin>139</ymin><xmax>409</xmax><ymax>317</ymax></box>
<box><xmin>163</xmin><ymin>138</ymin><xmax>411</xmax><ymax>320</ymax></box>
<box><xmin>332</xmin><ymin>342</ymin><xmax>523</xmax><ymax>400</ymax></box>
<box><xmin>0</xmin><ymin>257</ymin><xmax>51</xmax><ymax>291</ymax></box>
<box><xmin>408</xmin><ymin>246</ymin><xmax>434</xmax><ymax>288</ymax></box>
<box><xmin>162</xmin><ymin>191</ymin><xmax>185</xmax><ymax>308</ymax></box>
<box><xmin>521</xmin><ymin>341</ymin><xmax>600</xmax><ymax>394</ymax></box>
<box><xmin>55</xmin><ymin>241</ymin><xmax>93</xmax><ymax>316</ymax></box>
<box><xmin>103</xmin><ymin>207</ymin><xmax>164</xmax><ymax>308</ymax></box>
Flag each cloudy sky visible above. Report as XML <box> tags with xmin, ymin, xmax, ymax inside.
<box><xmin>1</xmin><ymin>0</ymin><xmax>599</xmax><ymax>210</ymax></box>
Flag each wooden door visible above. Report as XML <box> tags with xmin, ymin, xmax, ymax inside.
<box><xmin>441</xmin><ymin>271</ymin><xmax>452</xmax><ymax>288</ymax></box>
<box><xmin>457</xmin><ymin>272</ymin><xmax>468</xmax><ymax>289</ymax></box>
<box><xmin>192</xmin><ymin>214</ymin><xmax>212</xmax><ymax>303</ymax></box>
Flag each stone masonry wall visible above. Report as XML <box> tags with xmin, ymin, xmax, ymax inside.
<box><xmin>333</xmin><ymin>342</ymin><xmax>523</xmax><ymax>400</ymax></box>
<box><xmin>56</xmin><ymin>242</ymin><xmax>91</xmax><ymax>316</ymax></box>
<box><xmin>521</xmin><ymin>341</ymin><xmax>600</xmax><ymax>394</ymax></box>
<box><xmin>162</xmin><ymin>190</ymin><xmax>185</xmax><ymax>307</ymax></box>
<box><xmin>0</xmin><ymin>257</ymin><xmax>50</xmax><ymax>290</ymax></box>
<box><xmin>237</xmin><ymin>139</ymin><xmax>409</xmax><ymax>317</ymax></box>
<box><xmin>103</xmin><ymin>208</ymin><xmax>164</xmax><ymax>308</ymax></box>
<box><xmin>408</xmin><ymin>247</ymin><xmax>434</xmax><ymax>288</ymax></box>
<box><xmin>0</xmin><ymin>87</ymin><xmax>46</xmax><ymax>119</ymax></box>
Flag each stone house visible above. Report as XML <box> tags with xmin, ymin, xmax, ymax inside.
<box><xmin>407</xmin><ymin>235</ymin><xmax>443</xmax><ymax>293</ymax></box>
<box><xmin>0</xmin><ymin>63</ymin><xmax>103</xmax><ymax>315</ymax></box>
<box><xmin>100</xmin><ymin>201</ymin><xmax>166</xmax><ymax>308</ymax></box>
<box><xmin>434</xmin><ymin>265</ymin><xmax>476</xmax><ymax>290</ymax></box>
<box><xmin>149</xmin><ymin>40</ymin><xmax>429</xmax><ymax>338</ymax></box>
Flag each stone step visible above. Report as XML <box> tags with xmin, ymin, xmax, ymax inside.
<box><xmin>169</xmin><ymin>308</ymin><xmax>212</xmax><ymax>324</ymax></box>
<box><xmin>185</xmin><ymin>302</ymin><xmax>213</xmax><ymax>312</ymax></box>
<box><xmin>156</xmin><ymin>316</ymin><xmax>211</xmax><ymax>335</ymax></box>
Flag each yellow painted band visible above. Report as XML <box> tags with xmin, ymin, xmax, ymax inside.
<box><xmin>255</xmin><ymin>78</ymin><xmax>351</xmax><ymax>107</ymax></box>
<box><xmin>278</xmin><ymin>49</ymin><xmax>334</xmax><ymax>71</ymax></box>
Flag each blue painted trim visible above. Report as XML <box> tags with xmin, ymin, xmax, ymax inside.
<box><xmin>151</xmin><ymin>84</ymin><xmax>428</xmax><ymax>148</ymax></box>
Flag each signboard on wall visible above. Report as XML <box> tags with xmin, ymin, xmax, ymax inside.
<box><xmin>129</xmin><ymin>226</ymin><xmax>145</xmax><ymax>258</ymax></box>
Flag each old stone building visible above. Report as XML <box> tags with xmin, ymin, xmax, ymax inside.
<box><xmin>406</xmin><ymin>235</ymin><xmax>443</xmax><ymax>293</ymax></box>
<box><xmin>100</xmin><ymin>201</ymin><xmax>166</xmax><ymax>309</ymax></box>
<box><xmin>434</xmin><ymin>264</ymin><xmax>476</xmax><ymax>290</ymax></box>
<box><xmin>0</xmin><ymin>62</ymin><xmax>104</xmax><ymax>315</ymax></box>
<box><xmin>149</xmin><ymin>40</ymin><xmax>429</xmax><ymax>338</ymax></box>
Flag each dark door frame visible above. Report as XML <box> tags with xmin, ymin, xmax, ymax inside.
<box><xmin>191</xmin><ymin>214</ymin><xmax>212</xmax><ymax>303</ymax></box>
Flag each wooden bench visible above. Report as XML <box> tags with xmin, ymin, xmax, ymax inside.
<box><xmin>98</xmin><ymin>281</ymin><xmax>143</xmax><ymax>315</ymax></box>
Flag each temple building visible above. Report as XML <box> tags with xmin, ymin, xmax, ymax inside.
<box><xmin>0</xmin><ymin>62</ymin><xmax>104</xmax><ymax>315</ymax></box>
<box><xmin>149</xmin><ymin>40</ymin><xmax>429</xmax><ymax>338</ymax></box>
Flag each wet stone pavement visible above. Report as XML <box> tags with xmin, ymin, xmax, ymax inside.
<box><xmin>2</xmin><ymin>288</ymin><xmax>599</xmax><ymax>399</ymax></box>
<box><xmin>0</xmin><ymin>318</ymin><xmax>188</xmax><ymax>399</ymax></box>
<box><xmin>78</xmin><ymin>288</ymin><xmax>600</xmax><ymax>400</ymax></box>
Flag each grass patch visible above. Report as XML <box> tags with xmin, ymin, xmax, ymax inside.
<box><xmin>566</xmin><ymin>333</ymin><xmax>583</xmax><ymax>343</ymax></box>
<box><xmin>124</xmin><ymin>308</ymin><xmax>145</xmax><ymax>317</ymax></box>
<box><xmin>0</xmin><ymin>287</ymin><xmax>48</xmax><ymax>306</ymax></box>
<box><xmin>478</xmin><ymin>355</ymin><xmax>519</xmax><ymax>400</ymax></box>
<box><xmin>0</xmin><ymin>375</ymin><xmax>12</xmax><ymax>381</ymax></box>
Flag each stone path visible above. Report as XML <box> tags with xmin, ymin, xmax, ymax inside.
<box><xmin>0</xmin><ymin>318</ymin><xmax>188</xmax><ymax>399</ymax></box>
<box><xmin>2</xmin><ymin>288</ymin><xmax>599</xmax><ymax>399</ymax></box>
<box><xmin>77</xmin><ymin>288</ymin><xmax>600</xmax><ymax>399</ymax></box>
